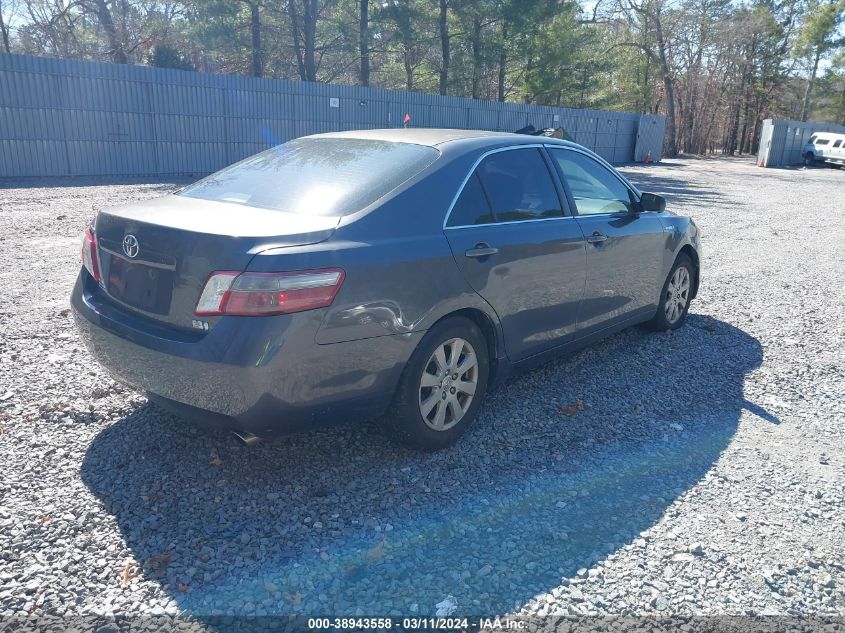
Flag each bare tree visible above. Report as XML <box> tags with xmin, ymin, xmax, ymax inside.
<box><xmin>469</xmin><ymin>13</ymin><xmax>482</xmax><ymax>98</ymax></box>
<box><xmin>384</xmin><ymin>0</ymin><xmax>421</xmax><ymax>90</ymax></box>
<box><xmin>496</xmin><ymin>18</ymin><xmax>506</xmax><ymax>101</ymax></box>
<box><xmin>0</xmin><ymin>0</ymin><xmax>12</xmax><ymax>53</ymax></box>
<box><xmin>82</xmin><ymin>0</ymin><xmax>129</xmax><ymax>63</ymax></box>
<box><xmin>437</xmin><ymin>0</ymin><xmax>448</xmax><ymax>94</ymax></box>
<box><xmin>359</xmin><ymin>0</ymin><xmax>368</xmax><ymax>85</ymax></box>
<box><xmin>287</xmin><ymin>0</ymin><xmax>315</xmax><ymax>80</ymax></box>
<box><xmin>21</xmin><ymin>0</ymin><xmax>87</xmax><ymax>58</ymax></box>
<box><xmin>287</xmin><ymin>0</ymin><xmax>331</xmax><ymax>81</ymax></box>
<box><xmin>615</xmin><ymin>0</ymin><xmax>679</xmax><ymax>156</ymax></box>
<box><xmin>288</xmin><ymin>0</ymin><xmax>307</xmax><ymax>79</ymax></box>
<box><xmin>241</xmin><ymin>0</ymin><xmax>263</xmax><ymax>77</ymax></box>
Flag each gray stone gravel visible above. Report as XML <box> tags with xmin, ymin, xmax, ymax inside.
<box><xmin>0</xmin><ymin>158</ymin><xmax>843</xmax><ymax>621</ymax></box>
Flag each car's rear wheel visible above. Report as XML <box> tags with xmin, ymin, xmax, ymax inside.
<box><xmin>646</xmin><ymin>253</ymin><xmax>694</xmax><ymax>331</ymax></box>
<box><xmin>384</xmin><ymin>316</ymin><xmax>489</xmax><ymax>450</ymax></box>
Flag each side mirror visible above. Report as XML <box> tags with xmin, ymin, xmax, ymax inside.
<box><xmin>639</xmin><ymin>192</ymin><xmax>666</xmax><ymax>212</ymax></box>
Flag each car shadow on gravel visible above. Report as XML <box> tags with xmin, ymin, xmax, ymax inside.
<box><xmin>80</xmin><ymin>314</ymin><xmax>773</xmax><ymax>616</ymax></box>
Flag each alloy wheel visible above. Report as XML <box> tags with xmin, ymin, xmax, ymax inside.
<box><xmin>664</xmin><ymin>266</ymin><xmax>691</xmax><ymax>324</ymax></box>
<box><xmin>418</xmin><ymin>337</ymin><xmax>478</xmax><ymax>431</ymax></box>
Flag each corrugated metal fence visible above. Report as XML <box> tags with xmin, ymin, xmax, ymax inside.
<box><xmin>0</xmin><ymin>53</ymin><xmax>666</xmax><ymax>178</ymax></box>
<box><xmin>757</xmin><ymin>118</ymin><xmax>845</xmax><ymax>167</ymax></box>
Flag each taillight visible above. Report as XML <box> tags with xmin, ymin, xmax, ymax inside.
<box><xmin>195</xmin><ymin>269</ymin><xmax>345</xmax><ymax>316</ymax></box>
<box><xmin>80</xmin><ymin>227</ymin><xmax>101</xmax><ymax>283</ymax></box>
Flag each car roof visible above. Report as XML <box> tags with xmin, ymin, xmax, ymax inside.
<box><xmin>309</xmin><ymin>127</ymin><xmax>578</xmax><ymax>150</ymax></box>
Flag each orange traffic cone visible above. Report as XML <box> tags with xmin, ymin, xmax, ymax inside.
<box><xmin>644</xmin><ymin>150</ymin><xmax>653</xmax><ymax>164</ymax></box>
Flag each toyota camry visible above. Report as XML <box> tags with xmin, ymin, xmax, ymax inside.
<box><xmin>72</xmin><ymin>129</ymin><xmax>701</xmax><ymax>450</ymax></box>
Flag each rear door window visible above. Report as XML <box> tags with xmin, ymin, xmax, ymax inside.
<box><xmin>474</xmin><ymin>148</ymin><xmax>563</xmax><ymax>222</ymax></box>
<box><xmin>548</xmin><ymin>149</ymin><xmax>634</xmax><ymax>215</ymax></box>
<box><xmin>446</xmin><ymin>173</ymin><xmax>495</xmax><ymax>227</ymax></box>
<box><xmin>833</xmin><ymin>140</ymin><xmax>843</xmax><ymax>148</ymax></box>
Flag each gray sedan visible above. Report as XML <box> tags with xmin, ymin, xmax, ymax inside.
<box><xmin>72</xmin><ymin>129</ymin><xmax>701</xmax><ymax>450</ymax></box>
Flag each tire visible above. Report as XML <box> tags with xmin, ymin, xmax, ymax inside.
<box><xmin>383</xmin><ymin>316</ymin><xmax>489</xmax><ymax>450</ymax></box>
<box><xmin>803</xmin><ymin>152</ymin><xmax>815</xmax><ymax>167</ymax></box>
<box><xmin>646</xmin><ymin>253</ymin><xmax>695</xmax><ymax>331</ymax></box>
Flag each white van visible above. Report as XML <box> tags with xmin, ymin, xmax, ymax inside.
<box><xmin>803</xmin><ymin>132</ymin><xmax>845</xmax><ymax>166</ymax></box>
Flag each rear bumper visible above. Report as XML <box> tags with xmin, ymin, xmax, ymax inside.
<box><xmin>71</xmin><ymin>271</ymin><xmax>421</xmax><ymax>436</ymax></box>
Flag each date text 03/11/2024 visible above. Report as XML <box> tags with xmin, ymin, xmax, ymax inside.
<box><xmin>306</xmin><ymin>617</ymin><xmax>526</xmax><ymax>630</ymax></box>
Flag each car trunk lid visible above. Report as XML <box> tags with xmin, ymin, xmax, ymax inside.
<box><xmin>94</xmin><ymin>195</ymin><xmax>339</xmax><ymax>329</ymax></box>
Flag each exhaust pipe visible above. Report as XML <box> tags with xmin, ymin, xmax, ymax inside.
<box><xmin>231</xmin><ymin>430</ymin><xmax>261</xmax><ymax>446</ymax></box>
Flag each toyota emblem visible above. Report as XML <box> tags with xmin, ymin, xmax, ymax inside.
<box><xmin>122</xmin><ymin>234</ymin><xmax>139</xmax><ymax>258</ymax></box>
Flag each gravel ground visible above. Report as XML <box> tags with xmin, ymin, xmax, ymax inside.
<box><xmin>0</xmin><ymin>158</ymin><xmax>843</xmax><ymax>623</ymax></box>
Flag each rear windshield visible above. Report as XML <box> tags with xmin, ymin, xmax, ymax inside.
<box><xmin>180</xmin><ymin>137</ymin><xmax>439</xmax><ymax>216</ymax></box>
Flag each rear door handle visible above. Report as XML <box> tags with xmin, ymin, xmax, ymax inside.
<box><xmin>586</xmin><ymin>232</ymin><xmax>608</xmax><ymax>244</ymax></box>
<box><xmin>465</xmin><ymin>244</ymin><xmax>499</xmax><ymax>258</ymax></box>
